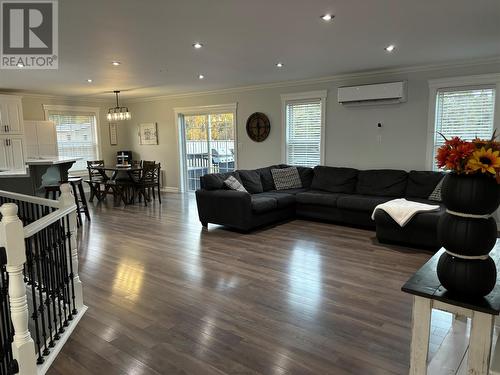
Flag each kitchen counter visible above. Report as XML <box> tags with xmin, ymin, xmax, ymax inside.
<box><xmin>0</xmin><ymin>168</ymin><xmax>29</xmax><ymax>178</ymax></box>
<box><xmin>26</xmin><ymin>156</ymin><xmax>81</xmax><ymax>165</ymax></box>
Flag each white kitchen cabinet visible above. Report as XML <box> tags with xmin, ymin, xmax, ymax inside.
<box><xmin>0</xmin><ymin>135</ymin><xmax>26</xmax><ymax>171</ymax></box>
<box><xmin>0</xmin><ymin>95</ymin><xmax>23</xmax><ymax>134</ymax></box>
<box><xmin>24</xmin><ymin>120</ymin><xmax>58</xmax><ymax>158</ymax></box>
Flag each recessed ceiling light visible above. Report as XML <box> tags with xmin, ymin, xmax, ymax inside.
<box><xmin>111</xmin><ymin>61</ymin><xmax>121</xmax><ymax>66</ymax></box>
<box><xmin>16</xmin><ymin>62</ymin><xmax>24</xmax><ymax>68</ymax></box>
<box><xmin>198</xmin><ymin>74</ymin><xmax>205</xmax><ymax>79</ymax></box>
<box><xmin>384</xmin><ymin>44</ymin><xmax>396</xmax><ymax>52</ymax></box>
<box><xmin>276</xmin><ymin>62</ymin><xmax>284</xmax><ymax>68</ymax></box>
<box><xmin>321</xmin><ymin>14</ymin><xmax>334</xmax><ymax>21</ymax></box>
<box><xmin>86</xmin><ymin>79</ymin><xmax>93</xmax><ymax>83</ymax></box>
<box><xmin>193</xmin><ymin>42</ymin><xmax>203</xmax><ymax>49</ymax></box>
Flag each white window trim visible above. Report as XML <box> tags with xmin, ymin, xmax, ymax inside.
<box><xmin>173</xmin><ymin>103</ymin><xmax>238</xmax><ymax>193</ymax></box>
<box><xmin>426</xmin><ymin>74</ymin><xmax>500</xmax><ymax>170</ymax></box>
<box><xmin>281</xmin><ymin>90</ymin><xmax>327</xmax><ymax>165</ymax></box>
<box><xmin>43</xmin><ymin>104</ymin><xmax>102</xmax><ymax>174</ymax></box>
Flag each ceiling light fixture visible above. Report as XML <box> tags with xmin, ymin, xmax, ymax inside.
<box><xmin>198</xmin><ymin>74</ymin><xmax>205</xmax><ymax>80</ymax></box>
<box><xmin>321</xmin><ymin>14</ymin><xmax>334</xmax><ymax>21</ymax></box>
<box><xmin>193</xmin><ymin>42</ymin><xmax>203</xmax><ymax>49</ymax></box>
<box><xmin>384</xmin><ymin>44</ymin><xmax>396</xmax><ymax>52</ymax></box>
<box><xmin>107</xmin><ymin>90</ymin><xmax>131</xmax><ymax>121</ymax></box>
<box><xmin>276</xmin><ymin>62</ymin><xmax>284</xmax><ymax>68</ymax></box>
<box><xmin>111</xmin><ymin>61</ymin><xmax>121</xmax><ymax>66</ymax></box>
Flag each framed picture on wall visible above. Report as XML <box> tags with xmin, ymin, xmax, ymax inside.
<box><xmin>139</xmin><ymin>122</ymin><xmax>158</xmax><ymax>145</ymax></box>
<box><xmin>109</xmin><ymin>123</ymin><xmax>118</xmax><ymax>145</ymax></box>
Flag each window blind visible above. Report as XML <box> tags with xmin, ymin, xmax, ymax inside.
<box><xmin>433</xmin><ymin>87</ymin><xmax>496</xmax><ymax>169</ymax></box>
<box><xmin>48</xmin><ymin>112</ymin><xmax>98</xmax><ymax>171</ymax></box>
<box><xmin>286</xmin><ymin>100</ymin><xmax>322</xmax><ymax>167</ymax></box>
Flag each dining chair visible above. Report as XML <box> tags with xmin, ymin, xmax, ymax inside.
<box><xmin>84</xmin><ymin>160</ymin><xmax>107</xmax><ymax>202</ymax></box>
<box><xmin>134</xmin><ymin>163</ymin><xmax>161</xmax><ymax>206</ymax></box>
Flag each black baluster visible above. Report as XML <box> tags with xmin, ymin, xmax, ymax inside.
<box><xmin>65</xmin><ymin>216</ymin><xmax>77</xmax><ymax>315</ymax></box>
<box><xmin>33</xmin><ymin>233</ymin><xmax>50</xmax><ymax>356</ymax></box>
<box><xmin>25</xmin><ymin>239</ymin><xmax>43</xmax><ymax>364</ymax></box>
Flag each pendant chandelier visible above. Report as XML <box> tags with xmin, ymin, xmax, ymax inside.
<box><xmin>107</xmin><ymin>90</ymin><xmax>131</xmax><ymax>121</ymax></box>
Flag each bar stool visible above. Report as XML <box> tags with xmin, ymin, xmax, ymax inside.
<box><xmin>68</xmin><ymin>177</ymin><xmax>91</xmax><ymax>226</ymax></box>
<box><xmin>44</xmin><ymin>185</ymin><xmax>61</xmax><ymax>200</ymax></box>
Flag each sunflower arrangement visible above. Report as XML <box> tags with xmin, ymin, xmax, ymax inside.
<box><xmin>436</xmin><ymin>131</ymin><xmax>500</xmax><ymax>183</ymax></box>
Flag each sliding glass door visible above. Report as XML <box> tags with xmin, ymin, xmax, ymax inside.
<box><xmin>180</xmin><ymin>112</ymin><xmax>236</xmax><ymax>191</ymax></box>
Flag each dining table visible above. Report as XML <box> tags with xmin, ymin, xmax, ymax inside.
<box><xmin>89</xmin><ymin>165</ymin><xmax>143</xmax><ymax>203</ymax></box>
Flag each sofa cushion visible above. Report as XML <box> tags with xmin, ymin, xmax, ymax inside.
<box><xmin>406</xmin><ymin>170</ymin><xmax>445</xmax><ymax>199</ymax></box>
<box><xmin>271</xmin><ymin>167</ymin><xmax>302</xmax><ymax>190</ymax></box>
<box><xmin>255</xmin><ymin>165</ymin><xmax>282</xmax><ymax>191</ymax></box>
<box><xmin>251</xmin><ymin>195</ymin><xmax>277</xmax><ymax>213</ymax></box>
<box><xmin>271</xmin><ymin>188</ymin><xmax>308</xmax><ymax>195</ymax></box>
<box><xmin>336</xmin><ymin>194</ymin><xmax>395</xmax><ymax>212</ymax></box>
<box><xmin>311</xmin><ymin>166</ymin><xmax>359</xmax><ymax>193</ymax></box>
<box><xmin>201</xmin><ymin>171</ymin><xmax>241</xmax><ymax>190</ymax></box>
<box><xmin>256</xmin><ymin>192</ymin><xmax>296</xmax><ymax>208</ymax></box>
<box><xmin>356</xmin><ymin>169</ymin><xmax>408</xmax><ymax>197</ymax></box>
<box><xmin>296</xmin><ymin>190</ymin><xmax>343</xmax><ymax>207</ymax></box>
<box><xmin>238</xmin><ymin>170</ymin><xmax>264</xmax><ymax>194</ymax></box>
<box><xmin>296</xmin><ymin>166</ymin><xmax>314</xmax><ymax>188</ymax></box>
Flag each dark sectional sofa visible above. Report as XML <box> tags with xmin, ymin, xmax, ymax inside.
<box><xmin>195</xmin><ymin>165</ymin><xmax>445</xmax><ymax>250</ymax></box>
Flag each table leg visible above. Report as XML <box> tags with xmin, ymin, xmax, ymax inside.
<box><xmin>468</xmin><ymin>311</ymin><xmax>494</xmax><ymax>375</ymax></box>
<box><xmin>409</xmin><ymin>296</ymin><xmax>432</xmax><ymax>375</ymax></box>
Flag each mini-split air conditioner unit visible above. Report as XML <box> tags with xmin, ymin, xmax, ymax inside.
<box><xmin>338</xmin><ymin>81</ymin><xmax>407</xmax><ymax>105</ymax></box>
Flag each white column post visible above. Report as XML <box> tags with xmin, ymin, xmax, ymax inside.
<box><xmin>58</xmin><ymin>183</ymin><xmax>84</xmax><ymax>312</ymax></box>
<box><xmin>0</xmin><ymin>203</ymin><xmax>37</xmax><ymax>375</ymax></box>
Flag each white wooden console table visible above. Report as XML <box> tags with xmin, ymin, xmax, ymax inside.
<box><xmin>402</xmin><ymin>241</ymin><xmax>500</xmax><ymax>375</ymax></box>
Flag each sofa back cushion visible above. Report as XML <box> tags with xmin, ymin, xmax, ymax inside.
<box><xmin>356</xmin><ymin>169</ymin><xmax>408</xmax><ymax>197</ymax></box>
<box><xmin>255</xmin><ymin>165</ymin><xmax>281</xmax><ymax>191</ymax></box>
<box><xmin>311</xmin><ymin>166</ymin><xmax>359</xmax><ymax>193</ymax></box>
<box><xmin>201</xmin><ymin>171</ymin><xmax>242</xmax><ymax>190</ymax></box>
<box><xmin>406</xmin><ymin>170</ymin><xmax>445</xmax><ymax>199</ymax></box>
<box><xmin>238</xmin><ymin>169</ymin><xmax>264</xmax><ymax>193</ymax></box>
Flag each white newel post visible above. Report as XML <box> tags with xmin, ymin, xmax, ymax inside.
<box><xmin>58</xmin><ymin>184</ymin><xmax>84</xmax><ymax>311</ymax></box>
<box><xmin>0</xmin><ymin>203</ymin><xmax>37</xmax><ymax>375</ymax></box>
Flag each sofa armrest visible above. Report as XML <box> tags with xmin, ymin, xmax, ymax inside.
<box><xmin>195</xmin><ymin>189</ymin><xmax>252</xmax><ymax>229</ymax></box>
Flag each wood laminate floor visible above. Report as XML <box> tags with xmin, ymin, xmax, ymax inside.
<box><xmin>47</xmin><ymin>193</ymin><xmax>435</xmax><ymax>375</ymax></box>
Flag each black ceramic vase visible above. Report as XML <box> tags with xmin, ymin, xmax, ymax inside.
<box><xmin>436</xmin><ymin>173</ymin><xmax>500</xmax><ymax>297</ymax></box>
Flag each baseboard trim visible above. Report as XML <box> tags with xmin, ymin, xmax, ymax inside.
<box><xmin>161</xmin><ymin>186</ymin><xmax>180</xmax><ymax>193</ymax></box>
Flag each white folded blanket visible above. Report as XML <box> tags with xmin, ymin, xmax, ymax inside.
<box><xmin>371</xmin><ymin>198</ymin><xmax>440</xmax><ymax>227</ymax></box>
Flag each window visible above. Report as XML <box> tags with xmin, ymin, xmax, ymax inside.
<box><xmin>431</xmin><ymin>86</ymin><xmax>496</xmax><ymax>169</ymax></box>
<box><xmin>44</xmin><ymin>105</ymin><xmax>100</xmax><ymax>172</ymax></box>
<box><xmin>282</xmin><ymin>91</ymin><xmax>327</xmax><ymax>167</ymax></box>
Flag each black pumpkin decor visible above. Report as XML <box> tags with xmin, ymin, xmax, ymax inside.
<box><xmin>437</xmin><ymin>173</ymin><xmax>500</xmax><ymax>297</ymax></box>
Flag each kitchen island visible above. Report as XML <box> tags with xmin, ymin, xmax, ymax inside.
<box><xmin>0</xmin><ymin>156</ymin><xmax>81</xmax><ymax>196</ymax></box>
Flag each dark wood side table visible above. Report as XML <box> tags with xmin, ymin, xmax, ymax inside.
<box><xmin>402</xmin><ymin>240</ymin><xmax>500</xmax><ymax>375</ymax></box>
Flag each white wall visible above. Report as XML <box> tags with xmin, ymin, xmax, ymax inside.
<box><xmin>80</xmin><ymin>61</ymin><xmax>500</xmax><ymax>189</ymax></box>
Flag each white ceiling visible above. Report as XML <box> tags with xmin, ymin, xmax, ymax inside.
<box><xmin>1</xmin><ymin>0</ymin><xmax>499</xmax><ymax>100</ymax></box>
